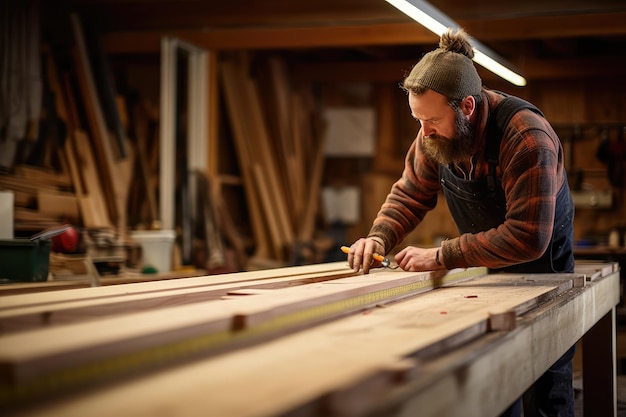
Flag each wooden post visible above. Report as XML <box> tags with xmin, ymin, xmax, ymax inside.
<box><xmin>582</xmin><ymin>307</ymin><xmax>617</xmax><ymax>417</ymax></box>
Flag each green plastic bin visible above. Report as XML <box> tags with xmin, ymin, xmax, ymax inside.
<box><xmin>0</xmin><ymin>239</ymin><xmax>51</xmax><ymax>282</ymax></box>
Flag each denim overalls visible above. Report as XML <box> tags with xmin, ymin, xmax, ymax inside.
<box><xmin>438</xmin><ymin>98</ymin><xmax>576</xmax><ymax>416</ymax></box>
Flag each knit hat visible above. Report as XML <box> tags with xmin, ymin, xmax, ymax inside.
<box><xmin>403</xmin><ymin>28</ymin><xmax>482</xmax><ymax>100</ymax></box>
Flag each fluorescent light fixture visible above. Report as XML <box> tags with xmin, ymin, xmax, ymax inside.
<box><xmin>385</xmin><ymin>0</ymin><xmax>527</xmax><ymax>86</ymax></box>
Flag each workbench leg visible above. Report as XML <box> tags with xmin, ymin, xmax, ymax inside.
<box><xmin>582</xmin><ymin>307</ymin><xmax>617</xmax><ymax>417</ymax></box>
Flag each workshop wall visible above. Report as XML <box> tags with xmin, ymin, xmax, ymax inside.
<box><xmin>1</xmin><ymin>6</ymin><xmax>625</xmax><ymax>270</ymax></box>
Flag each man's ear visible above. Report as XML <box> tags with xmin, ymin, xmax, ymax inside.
<box><xmin>461</xmin><ymin>95</ymin><xmax>475</xmax><ymax>117</ymax></box>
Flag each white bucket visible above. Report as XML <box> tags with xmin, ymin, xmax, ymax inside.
<box><xmin>0</xmin><ymin>191</ymin><xmax>14</xmax><ymax>239</ymax></box>
<box><xmin>130</xmin><ymin>229</ymin><xmax>176</xmax><ymax>273</ymax></box>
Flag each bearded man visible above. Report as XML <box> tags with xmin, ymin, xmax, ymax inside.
<box><xmin>345</xmin><ymin>28</ymin><xmax>575</xmax><ymax>417</ymax></box>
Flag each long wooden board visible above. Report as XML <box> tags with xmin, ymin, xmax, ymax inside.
<box><xmin>71</xmin><ymin>13</ymin><xmax>133</xmax><ymax>235</ymax></box>
<box><xmin>0</xmin><ymin>262</ymin><xmax>353</xmax><ymax>311</ymax></box>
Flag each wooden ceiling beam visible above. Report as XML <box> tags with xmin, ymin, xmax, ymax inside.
<box><xmin>290</xmin><ymin>57</ymin><xmax>626</xmax><ymax>83</ymax></box>
<box><xmin>101</xmin><ymin>24</ymin><xmax>436</xmax><ymax>54</ymax></box>
<box><xmin>102</xmin><ymin>11</ymin><xmax>626</xmax><ymax>55</ymax></box>
<box><xmin>67</xmin><ymin>0</ymin><xmax>406</xmax><ymax>32</ymax></box>
<box><xmin>461</xmin><ymin>12</ymin><xmax>626</xmax><ymax>40</ymax></box>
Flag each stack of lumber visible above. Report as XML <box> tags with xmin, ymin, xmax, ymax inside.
<box><xmin>3</xmin><ymin>29</ymin><xmax>329</xmax><ymax>271</ymax></box>
<box><xmin>0</xmin><ymin>165</ymin><xmax>78</xmax><ymax>231</ymax></box>
<box><xmin>0</xmin><ymin>261</ymin><xmax>618</xmax><ymax>417</ymax></box>
<box><xmin>220</xmin><ymin>53</ymin><xmax>327</xmax><ymax>264</ymax></box>
<box><xmin>0</xmin><ymin>19</ymin><xmax>132</xmax><ymax>235</ymax></box>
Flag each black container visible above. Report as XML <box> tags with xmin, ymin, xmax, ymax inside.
<box><xmin>0</xmin><ymin>239</ymin><xmax>52</xmax><ymax>282</ymax></box>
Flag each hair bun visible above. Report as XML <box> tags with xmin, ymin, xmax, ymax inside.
<box><xmin>439</xmin><ymin>28</ymin><xmax>474</xmax><ymax>59</ymax></box>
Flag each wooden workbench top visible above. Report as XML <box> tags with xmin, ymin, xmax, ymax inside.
<box><xmin>0</xmin><ymin>261</ymin><xmax>620</xmax><ymax>417</ymax></box>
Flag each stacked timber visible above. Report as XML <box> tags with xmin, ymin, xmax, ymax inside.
<box><xmin>2</xmin><ymin>32</ymin><xmax>329</xmax><ymax>272</ymax></box>
<box><xmin>0</xmin><ymin>166</ymin><xmax>78</xmax><ymax>231</ymax></box>
<box><xmin>1</xmin><ymin>19</ymin><xmax>132</xmax><ymax>236</ymax></box>
<box><xmin>0</xmin><ymin>261</ymin><xmax>617</xmax><ymax>417</ymax></box>
<box><xmin>220</xmin><ymin>53</ymin><xmax>327</xmax><ymax>265</ymax></box>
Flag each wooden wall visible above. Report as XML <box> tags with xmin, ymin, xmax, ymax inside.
<box><xmin>531</xmin><ymin>79</ymin><xmax>626</xmax><ymax>244</ymax></box>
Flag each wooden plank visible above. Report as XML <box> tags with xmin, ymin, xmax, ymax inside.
<box><xmin>0</xmin><ymin>262</ymin><xmax>353</xmax><ymax>311</ymax></box>
<box><xmin>13</xmin><ymin>208</ymin><xmax>58</xmax><ymax>223</ymax></box>
<box><xmin>0</xmin><ymin>175</ymin><xmax>62</xmax><ymax>195</ymax></box>
<box><xmin>230</xmin><ymin>268</ymin><xmax>490</xmax><ymax>331</ymax></box>
<box><xmin>243</xmin><ymin>63</ymin><xmax>294</xmax><ymax>253</ymax></box>
<box><xmin>297</xmin><ymin>89</ymin><xmax>326</xmax><ymax>241</ymax></box>
<box><xmin>575</xmin><ymin>261</ymin><xmax>617</xmax><ymax>281</ymax></box>
<box><xmin>12</xmin><ymin>166</ymin><xmax>71</xmax><ymax>189</ymax></box>
<box><xmin>71</xmin><ymin>15</ymin><xmax>118</xmax><ymax>226</ymax></box>
<box><xmin>70</xmin><ymin>130</ymin><xmax>114</xmax><ymax>229</ymax></box>
<box><xmin>36</xmin><ymin>191</ymin><xmax>80</xmax><ymax>220</ymax></box>
<box><xmin>0</xmin><ymin>281</ymin><xmax>91</xmax><ymax>296</ymax></box>
<box><xmin>219</xmin><ymin>58</ymin><xmax>274</xmax><ymax>260</ymax></box>
<box><xmin>0</xmin><ymin>270</ymin><xmax>210</xmax><ymax>297</ymax></box>
<box><xmin>211</xmin><ymin>177</ymin><xmax>248</xmax><ymax>271</ymax></box>
<box><xmin>57</xmin><ymin>46</ymin><xmax>114</xmax><ymax>230</ymax></box>
<box><xmin>63</xmin><ymin>132</ymin><xmax>98</xmax><ymax>228</ymax></box>
<box><xmin>195</xmin><ymin>171</ymin><xmax>225</xmax><ymax>270</ymax></box>
<box><xmin>2</xmin><ymin>270</ymin><xmax>604</xmax><ymax>417</ymax></box>
<box><xmin>79</xmin><ymin>19</ymin><xmax>128</xmax><ymax>160</ymax></box>
<box><xmin>206</xmin><ymin>50</ymin><xmax>219</xmax><ymax>179</ymax></box>
<box><xmin>265</xmin><ymin>58</ymin><xmax>300</xmax><ymax>229</ymax></box>
<box><xmin>250</xmin><ymin>163</ymin><xmax>285</xmax><ymax>257</ymax></box>
<box><xmin>127</xmin><ymin>107</ymin><xmax>158</xmax><ymax>229</ymax></box>
<box><xmin>71</xmin><ymin>14</ymin><xmax>133</xmax><ymax>236</ymax></box>
<box><xmin>0</xmin><ymin>268</ymin><xmax>354</xmax><ymax>334</ymax></box>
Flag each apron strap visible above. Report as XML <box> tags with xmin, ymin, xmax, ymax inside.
<box><xmin>485</xmin><ymin>93</ymin><xmax>545</xmax><ymax>197</ymax></box>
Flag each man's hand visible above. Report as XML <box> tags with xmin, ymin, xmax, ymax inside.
<box><xmin>346</xmin><ymin>237</ymin><xmax>385</xmax><ymax>274</ymax></box>
<box><xmin>395</xmin><ymin>246</ymin><xmax>446</xmax><ymax>271</ymax></box>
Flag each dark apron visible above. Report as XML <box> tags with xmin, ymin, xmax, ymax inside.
<box><xmin>439</xmin><ymin>164</ymin><xmax>575</xmax><ymax>273</ymax></box>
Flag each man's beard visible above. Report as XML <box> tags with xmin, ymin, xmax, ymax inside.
<box><xmin>420</xmin><ymin>108</ymin><xmax>474</xmax><ymax>165</ymax></box>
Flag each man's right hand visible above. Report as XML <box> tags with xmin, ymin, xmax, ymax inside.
<box><xmin>345</xmin><ymin>237</ymin><xmax>385</xmax><ymax>274</ymax></box>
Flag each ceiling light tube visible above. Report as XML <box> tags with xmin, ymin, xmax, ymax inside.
<box><xmin>385</xmin><ymin>0</ymin><xmax>527</xmax><ymax>86</ymax></box>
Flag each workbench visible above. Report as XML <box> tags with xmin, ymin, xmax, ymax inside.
<box><xmin>0</xmin><ymin>261</ymin><xmax>620</xmax><ymax>417</ymax></box>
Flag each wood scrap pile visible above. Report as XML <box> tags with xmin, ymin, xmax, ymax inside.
<box><xmin>219</xmin><ymin>53</ymin><xmax>327</xmax><ymax>266</ymax></box>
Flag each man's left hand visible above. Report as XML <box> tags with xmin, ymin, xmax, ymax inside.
<box><xmin>395</xmin><ymin>246</ymin><xmax>446</xmax><ymax>271</ymax></box>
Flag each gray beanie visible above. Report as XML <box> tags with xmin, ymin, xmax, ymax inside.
<box><xmin>403</xmin><ymin>29</ymin><xmax>482</xmax><ymax>100</ymax></box>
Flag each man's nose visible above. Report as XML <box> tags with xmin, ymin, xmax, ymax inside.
<box><xmin>422</xmin><ymin>123</ymin><xmax>435</xmax><ymax>138</ymax></box>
